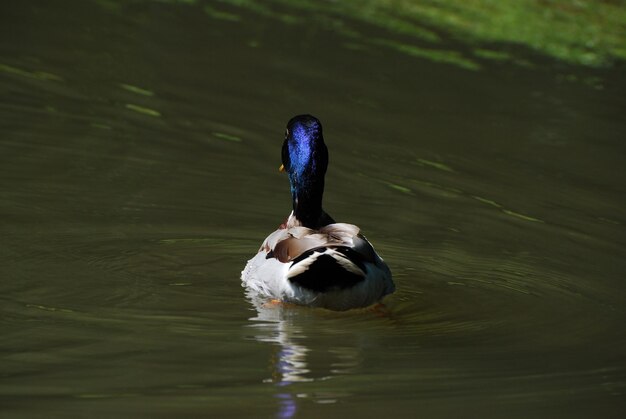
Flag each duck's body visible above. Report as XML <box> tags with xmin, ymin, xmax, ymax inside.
<box><xmin>241</xmin><ymin>115</ymin><xmax>394</xmax><ymax>311</ymax></box>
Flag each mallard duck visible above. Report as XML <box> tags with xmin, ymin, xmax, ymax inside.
<box><xmin>241</xmin><ymin>114</ymin><xmax>394</xmax><ymax>311</ymax></box>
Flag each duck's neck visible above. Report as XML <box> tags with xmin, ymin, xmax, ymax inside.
<box><xmin>287</xmin><ymin>169</ymin><xmax>337</xmax><ymax>228</ymax></box>
<box><xmin>292</xmin><ymin>180</ymin><xmax>325</xmax><ymax>228</ymax></box>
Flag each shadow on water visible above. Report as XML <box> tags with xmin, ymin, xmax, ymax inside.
<box><xmin>1</xmin><ymin>0</ymin><xmax>626</xmax><ymax>417</ymax></box>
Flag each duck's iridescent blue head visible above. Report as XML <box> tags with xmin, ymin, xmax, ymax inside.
<box><xmin>281</xmin><ymin>114</ymin><xmax>328</xmax><ymax>227</ymax></box>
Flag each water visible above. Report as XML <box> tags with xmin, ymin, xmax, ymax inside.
<box><xmin>1</xmin><ymin>1</ymin><xmax>625</xmax><ymax>417</ymax></box>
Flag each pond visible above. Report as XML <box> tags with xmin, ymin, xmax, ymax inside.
<box><xmin>1</xmin><ymin>1</ymin><xmax>625</xmax><ymax>417</ymax></box>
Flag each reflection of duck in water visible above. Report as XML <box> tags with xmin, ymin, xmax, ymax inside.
<box><xmin>247</xmin><ymin>295</ymin><xmax>361</xmax><ymax>417</ymax></box>
<box><xmin>242</xmin><ymin>115</ymin><xmax>395</xmax><ymax>310</ymax></box>
<box><xmin>246</xmin><ymin>299</ymin><xmax>310</xmax><ymax>419</ymax></box>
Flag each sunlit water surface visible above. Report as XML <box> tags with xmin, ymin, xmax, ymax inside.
<box><xmin>1</xmin><ymin>1</ymin><xmax>625</xmax><ymax>417</ymax></box>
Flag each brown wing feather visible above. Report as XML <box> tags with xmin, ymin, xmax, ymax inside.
<box><xmin>266</xmin><ymin>223</ymin><xmax>362</xmax><ymax>263</ymax></box>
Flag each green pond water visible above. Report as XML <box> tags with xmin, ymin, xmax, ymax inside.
<box><xmin>1</xmin><ymin>1</ymin><xmax>626</xmax><ymax>417</ymax></box>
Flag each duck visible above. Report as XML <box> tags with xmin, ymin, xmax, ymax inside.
<box><xmin>241</xmin><ymin>114</ymin><xmax>394</xmax><ymax>311</ymax></box>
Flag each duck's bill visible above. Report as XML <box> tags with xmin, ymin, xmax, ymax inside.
<box><xmin>279</xmin><ymin>164</ymin><xmax>285</xmax><ymax>172</ymax></box>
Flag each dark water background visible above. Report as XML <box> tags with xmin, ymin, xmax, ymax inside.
<box><xmin>1</xmin><ymin>1</ymin><xmax>625</xmax><ymax>417</ymax></box>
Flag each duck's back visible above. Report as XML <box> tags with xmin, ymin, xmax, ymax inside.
<box><xmin>242</xmin><ymin>223</ymin><xmax>394</xmax><ymax>310</ymax></box>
